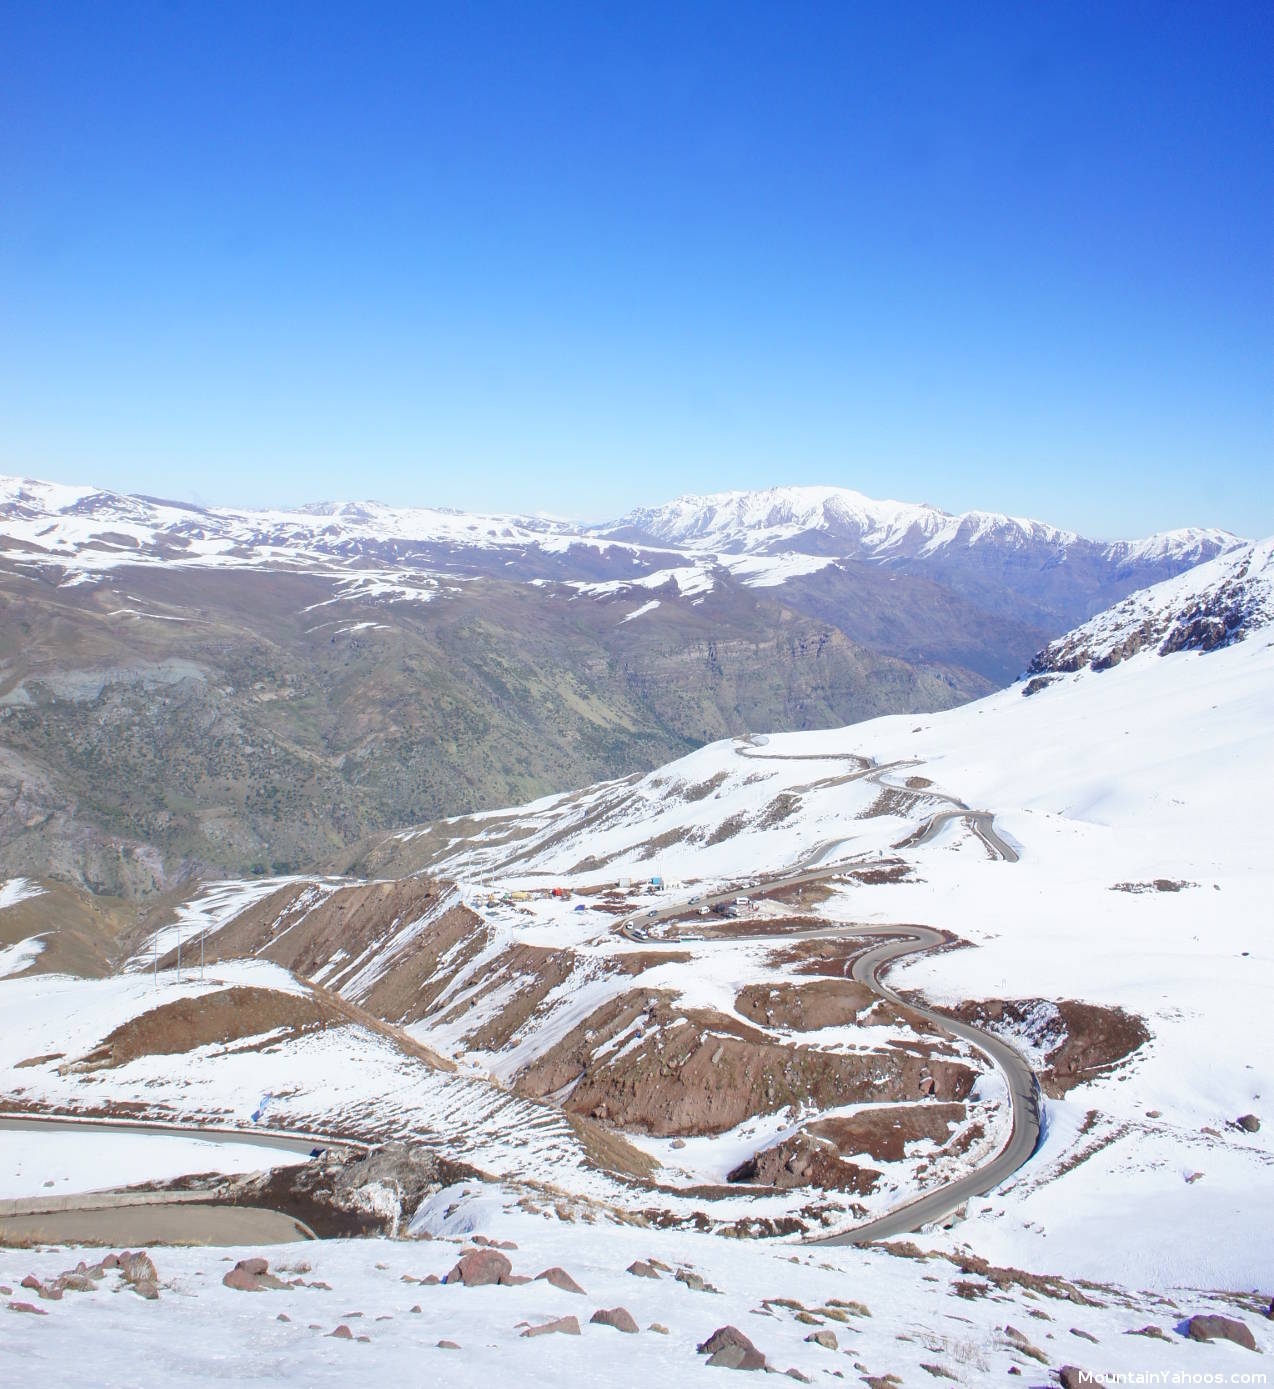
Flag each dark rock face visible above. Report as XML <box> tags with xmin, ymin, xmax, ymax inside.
<box><xmin>1185</xmin><ymin>1314</ymin><xmax>1257</xmax><ymax>1350</ymax></box>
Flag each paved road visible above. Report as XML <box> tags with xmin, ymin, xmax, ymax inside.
<box><xmin>0</xmin><ymin>1113</ymin><xmax>342</xmax><ymax>1156</ymax></box>
<box><xmin>617</xmin><ymin>756</ymin><xmax>1037</xmax><ymax>1245</ymax></box>
<box><xmin>817</xmin><ymin>925</ymin><xmax>1039</xmax><ymax>1243</ymax></box>
<box><xmin>0</xmin><ymin>1203</ymin><xmax>314</xmax><ymax>1246</ymax></box>
<box><xmin>0</xmin><ymin>1113</ymin><xmax>343</xmax><ymax>1244</ymax></box>
<box><xmin>901</xmin><ymin>808</ymin><xmax>1021</xmax><ymax>864</ymax></box>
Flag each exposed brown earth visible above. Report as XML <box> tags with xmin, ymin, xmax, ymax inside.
<box><xmin>516</xmin><ymin>993</ymin><xmax>977</xmax><ymax>1136</ymax></box>
<box><xmin>734</xmin><ymin>979</ymin><xmax>879</xmax><ymax>1030</ymax></box>
<box><xmin>69</xmin><ymin>986</ymin><xmax>345</xmax><ymax>1070</ymax></box>
<box><xmin>0</xmin><ymin>879</ymin><xmax>143</xmax><ymax>978</ymax></box>
<box><xmin>161</xmin><ymin>876</ymin><xmax>483</xmax><ymax>1028</ymax></box>
<box><xmin>808</xmin><ymin>1103</ymin><xmax>969</xmax><ymax>1163</ymax></box>
<box><xmin>766</xmin><ymin>938</ymin><xmax>877</xmax><ymax>977</ymax></box>
<box><xmin>938</xmin><ymin>998</ymin><xmax>1150</xmax><ymax>1097</ymax></box>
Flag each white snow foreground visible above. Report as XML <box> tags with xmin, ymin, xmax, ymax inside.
<box><xmin>2</xmin><ymin>1188</ymin><xmax>1269</xmax><ymax>1388</ymax></box>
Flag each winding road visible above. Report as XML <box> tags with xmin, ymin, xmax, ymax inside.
<box><xmin>617</xmin><ymin>748</ymin><xmax>1039</xmax><ymax>1245</ymax></box>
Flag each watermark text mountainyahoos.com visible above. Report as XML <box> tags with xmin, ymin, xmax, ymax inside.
<box><xmin>1070</xmin><ymin>1372</ymin><xmax>1268</xmax><ymax>1387</ymax></box>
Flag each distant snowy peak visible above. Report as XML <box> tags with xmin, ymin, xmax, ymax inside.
<box><xmin>1027</xmin><ymin>536</ymin><xmax>1274</xmax><ymax>679</ymax></box>
<box><xmin>598</xmin><ymin>484</ymin><xmax>1241</xmax><ymax>567</ymax></box>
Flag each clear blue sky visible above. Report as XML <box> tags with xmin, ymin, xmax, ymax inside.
<box><xmin>1</xmin><ymin>2</ymin><xmax>1270</xmax><ymax>537</ymax></box>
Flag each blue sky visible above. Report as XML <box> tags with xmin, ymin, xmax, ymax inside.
<box><xmin>1</xmin><ymin>2</ymin><xmax>1270</xmax><ymax>537</ymax></box>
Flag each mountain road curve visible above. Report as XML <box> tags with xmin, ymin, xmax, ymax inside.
<box><xmin>615</xmin><ymin>759</ymin><xmax>1038</xmax><ymax>1245</ymax></box>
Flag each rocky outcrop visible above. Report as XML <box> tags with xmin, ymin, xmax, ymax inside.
<box><xmin>727</xmin><ymin>1130</ymin><xmax>881</xmax><ymax>1193</ymax></box>
<box><xmin>228</xmin><ymin>1142</ymin><xmax>479</xmax><ymax>1238</ymax></box>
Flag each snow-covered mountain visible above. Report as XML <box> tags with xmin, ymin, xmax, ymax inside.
<box><xmin>599</xmin><ymin>483</ymin><xmax>1239</xmax><ymax>566</ymax></box>
<box><xmin>1028</xmin><ymin>534</ymin><xmax>1274</xmax><ymax>675</ymax></box>
<box><xmin>1</xmin><ymin>474</ymin><xmax>1240</xmax><ymax>586</ymax></box>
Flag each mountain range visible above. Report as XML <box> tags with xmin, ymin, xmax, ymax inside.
<box><xmin>0</xmin><ymin>473</ymin><xmax>1243</xmax><ymax>895</ymax></box>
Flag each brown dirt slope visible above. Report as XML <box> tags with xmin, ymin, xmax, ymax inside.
<box><xmin>517</xmin><ymin>994</ymin><xmax>977</xmax><ymax>1136</ymax></box>
<box><xmin>71</xmin><ymin>986</ymin><xmax>343</xmax><ymax>1070</ymax></box>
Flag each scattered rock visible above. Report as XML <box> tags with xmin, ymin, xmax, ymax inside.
<box><xmin>1126</xmin><ymin>1326</ymin><xmax>1170</xmax><ymax>1340</ymax></box>
<box><xmin>1059</xmin><ymin>1369</ymin><xmax>1099</xmax><ymax>1389</ymax></box>
<box><xmin>1070</xmin><ymin>1328</ymin><xmax>1098</xmax><ymax>1343</ymax></box>
<box><xmin>521</xmin><ymin>1315</ymin><xmax>581</xmax><ymax>1337</ymax></box>
<box><xmin>1002</xmin><ymin>1325</ymin><xmax>1049</xmax><ymax>1363</ymax></box>
<box><xmin>536</xmin><ymin>1267</ymin><xmax>585</xmax><ymax>1295</ymax></box>
<box><xmin>131</xmin><ymin>1279</ymin><xmax>159</xmax><ymax>1300</ymax></box>
<box><xmin>422</xmin><ymin>1274</ymin><xmax>441</xmax><ymax>1285</ymax></box>
<box><xmin>56</xmin><ymin>1274</ymin><xmax>96</xmax><ymax>1294</ymax></box>
<box><xmin>697</xmin><ymin>1325</ymin><xmax>767</xmax><ymax>1370</ymax></box>
<box><xmin>627</xmin><ymin>1260</ymin><xmax>660</xmax><ymax>1279</ymax></box>
<box><xmin>437</xmin><ymin>1339</ymin><xmax>461</xmax><ymax>1349</ymax></box>
<box><xmin>223</xmin><ymin>1257</ymin><xmax>289</xmax><ymax>1293</ymax></box>
<box><xmin>410</xmin><ymin>1305</ymin><xmax>422</xmax><ymax>1314</ymax></box>
<box><xmin>676</xmin><ymin>1268</ymin><xmax>720</xmax><ymax>1294</ymax></box>
<box><xmin>786</xmin><ymin>1371</ymin><xmax>812</xmax><ymax>1383</ymax></box>
<box><xmin>591</xmin><ymin>1306</ymin><xmax>639</xmax><ymax>1333</ymax></box>
<box><xmin>1185</xmin><ymin>1314</ymin><xmax>1257</xmax><ymax>1350</ymax></box>
<box><xmin>277</xmin><ymin>1313</ymin><xmax>290</xmax><ymax>1322</ymax></box>
<box><xmin>648</xmin><ymin>1258</ymin><xmax>672</xmax><ymax>1272</ymax></box>
<box><xmin>805</xmin><ymin>1329</ymin><xmax>837</xmax><ymax>1350</ymax></box>
<box><xmin>119</xmin><ymin>1252</ymin><xmax>158</xmax><ymax>1286</ymax></box>
<box><xmin>1237</xmin><ymin>1114</ymin><xmax>1261</xmax><ymax>1133</ymax></box>
<box><xmin>329</xmin><ymin>1325</ymin><xmax>353</xmax><ymax>1340</ymax></box>
<box><xmin>7</xmin><ymin>1301</ymin><xmax>47</xmax><ymax>1315</ymax></box>
<box><xmin>649</xmin><ymin>1323</ymin><xmax>669</xmax><ymax>1334</ymax></box>
<box><xmin>443</xmin><ymin>1249</ymin><xmax>513</xmax><ymax>1287</ymax></box>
